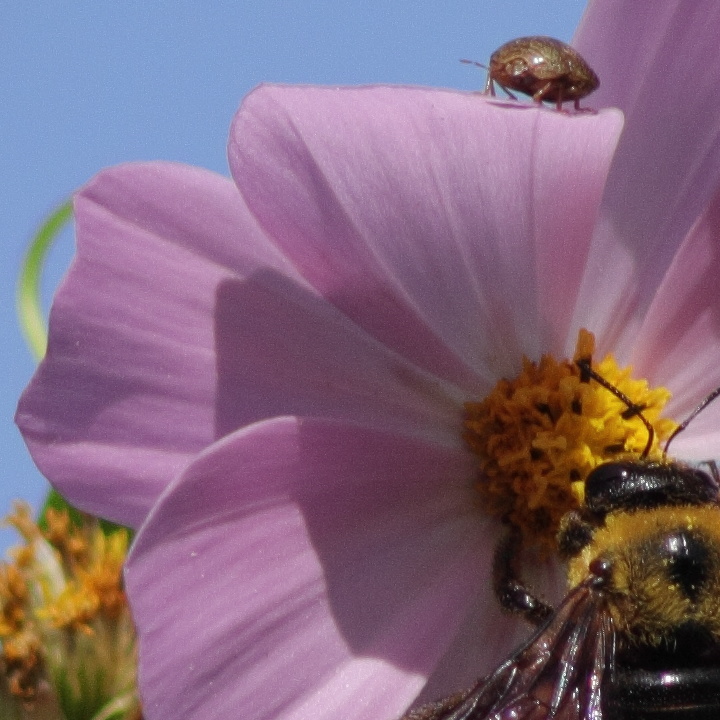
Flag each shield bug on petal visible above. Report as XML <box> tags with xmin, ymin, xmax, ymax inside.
<box><xmin>464</xmin><ymin>36</ymin><xmax>599</xmax><ymax>111</ymax></box>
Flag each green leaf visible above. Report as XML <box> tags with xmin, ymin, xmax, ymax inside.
<box><xmin>38</xmin><ymin>489</ymin><xmax>133</xmax><ymax>539</ymax></box>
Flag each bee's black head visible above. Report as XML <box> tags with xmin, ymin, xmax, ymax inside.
<box><xmin>585</xmin><ymin>460</ymin><xmax>720</xmax><ymax>516</ymax></box>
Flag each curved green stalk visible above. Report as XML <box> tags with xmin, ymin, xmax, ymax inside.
<box><xmin>17</xmin><ymin>201</ymin><xmax>73</xmax><ymax>361</ymax></box>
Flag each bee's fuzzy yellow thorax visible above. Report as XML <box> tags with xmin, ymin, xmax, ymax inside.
<box><xmin>568</xmin><ymin>505</ymin><xmax>720</xmax><ymax>645</ymax></box>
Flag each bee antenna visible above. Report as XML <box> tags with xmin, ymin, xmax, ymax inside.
<box><xmin>460</xmin><ymin>58</ymin><xmax>488</xmax><ymax>70</ymax></box>
<box><xmin>664</xmin><ymin>385</ymin><xmax>720</xmax><ymax>455</ymax></box>
<box><xmin>576</xmin><ymin>358</ymin><xmax>654</xmax><ymax>459</ymax></box>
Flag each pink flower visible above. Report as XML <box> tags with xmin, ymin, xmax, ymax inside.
<box><xmin>16</xmin><ymin>1</ymin><xmax>720</xmax><ymax>718</ymax></box>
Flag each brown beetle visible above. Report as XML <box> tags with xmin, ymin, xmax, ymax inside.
<box><xmin>466</xmin><ymin>36</ymin><xmax>599</xmax><ymax>111</ymax></box>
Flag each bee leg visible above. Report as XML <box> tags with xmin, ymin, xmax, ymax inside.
<box><xmin>493</xmin><ymin>527</ymin><xmax>553</xmax><ymax>626</ymax></box>
<box><xmin>557</xmin><ymin>510</ymin><xmax>595</xmax><ymax>559</ymax></box>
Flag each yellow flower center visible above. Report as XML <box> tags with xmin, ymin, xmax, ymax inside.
<box><xmin>463</xmin><ymin>329</ymin><xmax>677</xmax><ymax>553</ymax></box>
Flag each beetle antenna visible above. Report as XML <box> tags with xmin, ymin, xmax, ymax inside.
<box><xmin>460</xmin><ymin>58</ymin><xmax>488</xmax><ymax>70</ymax></box>
<box><xmin>664</xmin><ymin>385</ymin><xmax>720</xmax><ymax>455</ymax></box>
<box><xmin>576</xmin><ymin>358</ymin><xmax>654</xmax><ymax>459</ymax></box>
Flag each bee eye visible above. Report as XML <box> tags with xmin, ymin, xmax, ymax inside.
<box><xmin>584</xmin><ymin>462</ymin><xmax>632</xmax><ymax>514</ymax></box>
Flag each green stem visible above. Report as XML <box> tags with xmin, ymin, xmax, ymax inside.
<box><xmin>17</xmin><ymin>201</ymin><xmax>73</xmax><ymax>361</ymax></box>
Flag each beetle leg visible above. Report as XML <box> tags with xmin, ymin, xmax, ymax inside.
<box><xmin>531</xmin><ymin>81</ymin><xmax>554</xmax><ymax>106</ymax></box>
<box><xmin>483</xmin><ymin>75</ymin><xmax>496</xmax><ymax>96</ymax></box>
<box><xmin>497</xmin><ymin>83</ymin><xmax>517</xmax><ymax>101</ymax></box>
<box><xmin>573</xmin><ymin>98</ymin><xmax>596</xmax><ymax>113</ymax></box>
<box><xmin>493</xmin><ymin>526</ymin><xmax>553</xmax><ymax>626</ymax></box>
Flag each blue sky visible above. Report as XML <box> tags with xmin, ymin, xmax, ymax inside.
<box><xmin>1</xmin><ymin>1</ymin><xmax>586</xmax><ymax>549</ymax></box>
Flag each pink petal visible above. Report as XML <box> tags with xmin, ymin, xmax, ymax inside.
<box><xmin>126</xmin><ymin>417</ymin><xmax>505</xmax><ymax>720</ymax></box>
<box><xmin>212</xmin><ymin>270</ymin><xmax>466</xmax><ymax>443</ymax></box>
<box><xmin>573</xmin><ymin>1</ymin><xmax>720</xmax><ymax>357</ymax></box>
<box><xmin>16</xmin><ymin>162</ymin><xmax>302</xmax><ymax>527</ymax></box>
<box><xmin>631</xmin><ymin>185</ymin><xmax>720</xmax><ymax>460</ymax></box>
<box><xmin>229</xmin><ymin>85</ymin><xmax>623</xmax><ymax>381</ymax></box>
<box><xmin>20</xmin><ymin>259</ymin><xmax>470</xmax><ymax>528</ymax></box>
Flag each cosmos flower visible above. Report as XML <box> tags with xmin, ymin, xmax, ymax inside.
<box><xmin>15</xmin><ymin>1</ymin><xmax>720</xmax><ymax>719</ymax></box>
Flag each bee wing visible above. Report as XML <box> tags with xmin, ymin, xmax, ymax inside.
<box><xmin>401</xmin><ymin>580</ymin><xmax>614</xmax><ymax>720</ymax></box>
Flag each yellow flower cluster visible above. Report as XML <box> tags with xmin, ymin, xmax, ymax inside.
<box><xmin>464</xmin><ymin>330</ymin><xmax>677</xmax><ymax>554</ymax></box>
<box><xmin>0</xmin><ymin>502</ymin><xmax>140</xmax><ymax>720</ymax></box>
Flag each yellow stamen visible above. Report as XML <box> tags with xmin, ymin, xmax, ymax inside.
<box><xmin>0</xmin><ymin>502</ymin><xmax>137</xmax><ymax>716</ymax></box>
<box><xmin>464</xmin><ymin>329</ymin><xmax>677</xmax><ymax>553</ymax></box>
<box><xmin>2</xmin><ymin>629</ymin><xmax>44</xmax><ymax>703</ymax></box>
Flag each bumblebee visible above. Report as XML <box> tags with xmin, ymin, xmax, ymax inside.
<box><xmin>401</xmin><ymin>360</ymin><xmax>720</xmax><ymax>720</ymax></box>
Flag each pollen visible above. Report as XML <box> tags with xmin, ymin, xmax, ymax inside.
<box><xmin>464</xmin><ymin>329</ymin><xmax>677</xmax><ymax>552</ymax></box>
<box><xmin>0</xmin><ymin>502</ymin><xmax>138</xmax><ymax>717</ymax></box>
